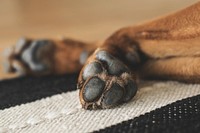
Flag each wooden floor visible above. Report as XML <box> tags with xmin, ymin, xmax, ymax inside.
<box><xmin>0</xmin><ymin>0</ymin><xmax>197</xmax><ymax>79</ymax></box>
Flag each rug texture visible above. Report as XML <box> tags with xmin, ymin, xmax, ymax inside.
<box><xmin>0</xmin><ymin>74</ymin><xmax>200</xmax><ymax>133</ymax></box>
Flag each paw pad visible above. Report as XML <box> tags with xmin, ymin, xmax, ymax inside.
<box><xmin>102</xmin><ymin>83</ymin><xmax>124</xmax><ymax>107</ymax></box>
<box><xmin>83</xmin><ymin>77</ymin><xmax>105</xmax><ymax>102</ymax></box>
<box><xmin>82</xmin><ymin>62</ymin><xmax>103</xmax><ymax>80</ymax></box>
<box><xmin>78</xmin><ymin>50</ymin><xmax>138</xmax><ymax>109</ymax></box>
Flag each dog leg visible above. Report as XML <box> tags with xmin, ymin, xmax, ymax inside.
<box><xmin>78</xmin><ymin>2</ymin><xmax>200</xmax><ymax>109</ymax></box>
<box><xmin>140</xmin><ymin>57</ymin><xmax>200</xmax><ymax>83</ymax></box>
<box><xmin>3</xmin><ymin>38</ymin><xmax>98</xmax><ymax>76</ymax></box>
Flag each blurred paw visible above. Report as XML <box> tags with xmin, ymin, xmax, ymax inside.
<box><xmin>3</xmin><ymin>38</ymin><xmax>54</xmax><ymax>75</ymax></box>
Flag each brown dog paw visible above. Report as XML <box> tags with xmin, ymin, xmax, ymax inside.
<box><xmin>78</xmin><ymin>50</ymin><xmax>138</xmax><ymax>109</ymax></box>
<box><xmin>3</xmin><ymin>38</ymin><xmax>55</xmax><ymax>75</ymax></box>
<box><xmin>3</xmin><ymin>37</ymin><xmax>96</xmax><ymax>76</ymax></box>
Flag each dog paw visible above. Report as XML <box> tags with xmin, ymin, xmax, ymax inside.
<box><xmin>78</xmin><ymin>50</ymin><xmax>138</xmax><ymax>109</ymax></box>
<box><xmin>3</xmin><ymin>38</ymin><xmax>55</xmax><ymax>75</ymax></box>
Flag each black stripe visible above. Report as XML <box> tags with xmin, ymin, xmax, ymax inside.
<box><xmin>1</xmin><ymin>75</ymin><xmax>200</xmax><ymax>132</ymax></box>
<box><xmin>0</xmin><ymin>73</ymin><xmax>78</xmax><ymax>110</ymax></box>
<box><xmin>95</xmin><ymin>94</ymin><xmax>200</xmax><ymax>133</ymax></box>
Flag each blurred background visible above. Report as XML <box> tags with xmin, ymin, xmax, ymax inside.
<box><xmin>0</xmin><ymin>0</ymin><xmax>198</xmax><ymax>79</ymax></box>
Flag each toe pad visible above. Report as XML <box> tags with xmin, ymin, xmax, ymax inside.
<box><xmin>83</xmin><ymin>77</ymin><xmax>105</xmax><ymax>102</ymax></box>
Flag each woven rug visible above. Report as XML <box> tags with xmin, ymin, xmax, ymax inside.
<box><xmin>0</xmin><ymin>74</ymin><xmax>200</xmax><ymax>133</ymax></box>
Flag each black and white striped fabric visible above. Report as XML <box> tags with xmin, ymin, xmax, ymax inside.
<box><xmin>0</xmin><ymin>74</ymin><xmax>200</xmax><ymax>133</ymax></box>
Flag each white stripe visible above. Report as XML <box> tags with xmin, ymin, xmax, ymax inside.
<box><xmin>0</xmin><ymin>81</ymin><xmax>200</xmax><ymax>133</ymax></box>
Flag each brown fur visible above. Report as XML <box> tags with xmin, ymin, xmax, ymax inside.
<box><xmin>5</xmin><ymin>2</ymin><xmax>200</xmax><ymax>83</ymax></box>
<box><xmin>97</xmin><ymin>2</ymin><xmax>200</xmax><ymax>83</ymax></box>
<box><xmin>53</xmin><ymin>39</ymin><xmax>95</xmax><ymax>74</ymax></box>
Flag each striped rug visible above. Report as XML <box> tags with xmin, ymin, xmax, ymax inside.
<box><xmin>0</xmin><ymin>74</ymin><xmax>200</xmax><ymax>133</ymax></box>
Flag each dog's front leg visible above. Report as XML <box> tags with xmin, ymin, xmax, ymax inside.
<box><xmin>78</xmin><ymin>2</ymin><xmax>200</xmax><ymax>109</ymax></box>
<box><xmin>3</xmin><ymin>38</ymin><xmax>99</xmax><ymax>76</ymax></box>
